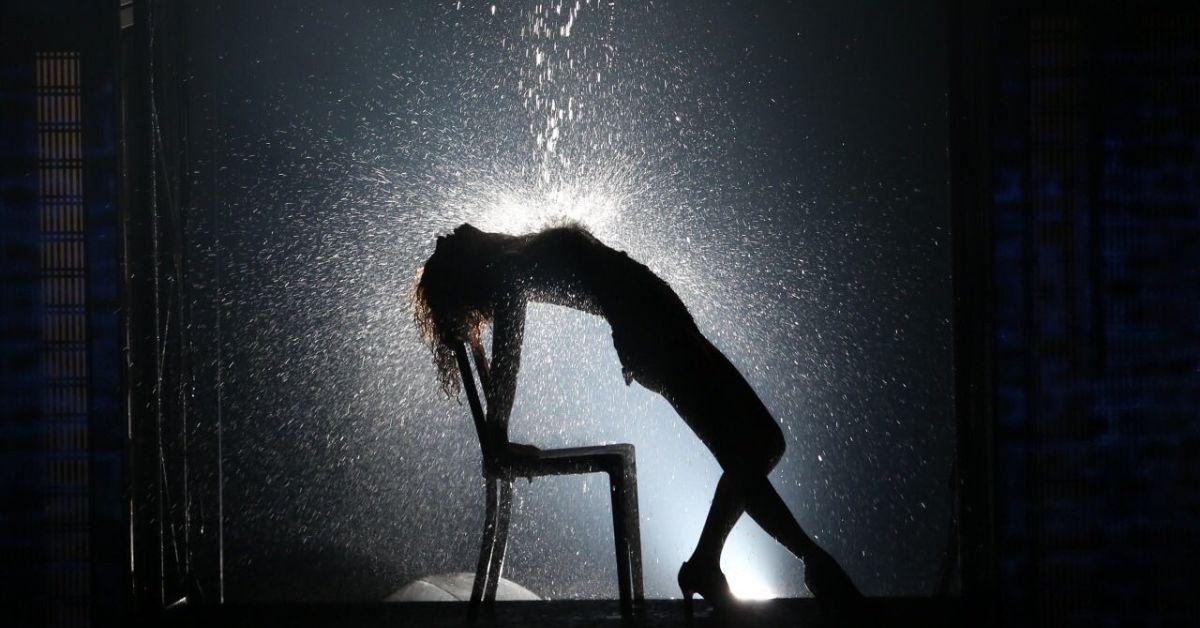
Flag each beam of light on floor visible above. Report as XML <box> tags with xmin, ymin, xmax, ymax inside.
<box><xmin>722</xmin><ymin>546</ymin><xmax>779</xmax><ymax>600</ymax></box>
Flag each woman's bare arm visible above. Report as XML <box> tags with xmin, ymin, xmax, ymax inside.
<box><xmin>485</xmin><ymin>295</ymin><xmax>535</xmax><ymax>456</ymax></box>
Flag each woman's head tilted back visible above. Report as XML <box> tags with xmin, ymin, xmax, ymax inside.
<box><xmin>412</xmin><ymin>223</ymin><xmax>503</xmax><ymax>396</ymax></box>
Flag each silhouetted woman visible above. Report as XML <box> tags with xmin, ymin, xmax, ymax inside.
<box><xmin>413</xmin><ymin>223</ymin><xmax>861</xmax><ymax>608</ymax></box>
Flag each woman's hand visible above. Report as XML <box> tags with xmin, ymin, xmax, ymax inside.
<box><xmin>481</xmin><ymin>440</ymin><xmax>540</xmax><ymax>481</ymax></box>
<box><xmin>502</xmin><ymin>442</ymin><xmax>542</xmax><ymax>459</ymax></box>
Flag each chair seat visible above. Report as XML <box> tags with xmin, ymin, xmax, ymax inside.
<box><xmin>540</xmin><ymin>443</ymin><xmax>635</xmax><ymax>459</ymax></box>
<box><xmin>488</xmin><ymin>443</ymin><xmax>635</xmax><ymax>479</ymax></box>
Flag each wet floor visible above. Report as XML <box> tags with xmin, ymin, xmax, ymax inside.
<box><xmin>168</xmin><ymin>598</ymin><xmax>964</xmax><ymax>627</ymax></box>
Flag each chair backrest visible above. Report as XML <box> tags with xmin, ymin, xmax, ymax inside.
<box><xmin>453</xmin><ymin>343</ymin><xmax>494</xmax><ymax>460</ymax></box>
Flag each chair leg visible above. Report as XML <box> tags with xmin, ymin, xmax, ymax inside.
<box><xmin>609</xmin><ymin>472</ymin><xmax>634</xmax><ymax>615</ymax></box>
<box><xmin>624</xmin><ymin>464</ymin><xmax>645</xmax><ymax>604</ymax></box>
<box><xmin>469</xmin><ymin>478</ymin><xmax>500</xmax><ymax>616</ymax></box>
<box><xmin>484</xmin><ymin>480</ymin><xmax>514</xmax><ymax>602</ymax></box>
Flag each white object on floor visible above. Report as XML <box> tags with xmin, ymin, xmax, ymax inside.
<box><xmin>385</xmin><ymin>572</ymin><xmax>541</xmax><ymax>602</ymax></box>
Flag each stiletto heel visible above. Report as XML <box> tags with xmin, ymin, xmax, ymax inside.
<box><xmin>678</xmin><ymin>564</ymin><xmax>695</xmax><ymax>616</ymax></box>
<box><xmin>803</xmin><ymin>548</ymin><xmax>863</xmax><ymax>605</ymax></box>
<box><xmin>678</xmin><ymin>559</ymin><xmax>736</xmax><ymax>615</ymax></box>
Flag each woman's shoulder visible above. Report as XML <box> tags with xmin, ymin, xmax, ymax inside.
<box><xmin>538</xmin><ymin>222</ymin><xmax>602</xmax><ymax>245</ymax></box>
<box><xmin>527</xmin><ymin>223</ymin><xmax>622</xmax><ymax>261</ymax></box>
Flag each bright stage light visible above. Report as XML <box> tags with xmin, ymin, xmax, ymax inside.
<box><xmin>722</xmin><ymin>553</ymin><xmax>778</xmax><ymax>600</ymax></box>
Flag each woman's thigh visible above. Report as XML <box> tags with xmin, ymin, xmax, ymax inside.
<box><xmin>645</xmin><ymin>335</ymin><xmax>785</xmax><ymax>474</ymax></box>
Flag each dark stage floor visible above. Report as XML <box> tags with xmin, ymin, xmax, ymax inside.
<box><xmin>166</xmin><ymin>598</ymin><xmax>964</xmax><ymax>627</ymax></box>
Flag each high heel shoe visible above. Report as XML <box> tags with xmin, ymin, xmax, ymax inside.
<box><xmin>678</xmin><ymin>559</ymin><xmax>736</xmax><ymax>615</ymax></box>
<box><xmin>803</xmin><ymin>548</ymin><xmax>863</xmax><ymax>604</ymax></box>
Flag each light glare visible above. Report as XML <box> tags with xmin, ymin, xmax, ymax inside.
<box><xmin>723</xmin><ymin>554</ymin><xmax>777</xmax><ymax>600</ymax></box>
<box><xmin>473</xmin><ymin>186</ymin><xmax>621</xmax><ymax>236</ymax></box>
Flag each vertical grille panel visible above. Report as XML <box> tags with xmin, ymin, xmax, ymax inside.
<box><xmin>35</xmin><ymin>51</ymin><xmax>91</xmax><ymax>628</ymax></box>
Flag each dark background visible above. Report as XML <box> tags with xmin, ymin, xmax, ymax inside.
<box><xmin>2</xmin><ymin>1</ymin><xmax>1198</xmax><ymax>627</ymax></box>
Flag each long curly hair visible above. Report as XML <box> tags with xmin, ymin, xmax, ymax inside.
<box><xmin>412</xmin><ymin>224</ymin><xmax>496</xmax><ymax>398</ymax></box>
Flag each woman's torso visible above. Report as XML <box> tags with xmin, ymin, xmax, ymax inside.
<box><xmin>499</xmin><ymin>226</ymin><xmax>700</xmax><ymax>379</ymax></box>
<box><xmin>495</xmin><ymin>226</ymin><xmax>784</xmax><ymax>466</ymax></box>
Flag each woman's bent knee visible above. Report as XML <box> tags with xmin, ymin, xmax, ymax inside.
<box><xmin>724</xmin><ymin>432</ymin><xmax>783</xmax><ymax>478</ymax></box>
<box><xmin>720</xmin><ymin>416</ymin><xmax>784</xmax><ymax>476</ymax></box>
<box><xmin>763</xmin><ymin>421</ymin><xmax>785</xmax><ymax>470</ymax></box>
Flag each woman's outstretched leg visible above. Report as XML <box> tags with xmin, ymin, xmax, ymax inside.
<box><xmin>735</xmin><ymin>472</ymin><xmax>862</xmax><ymax>600</ymax></box>
<box><xmin>678</xmin><ymin>473</ymin><xmax>742</xmax><ymax>609</ymax></box>
<box><xmin>687</xmin><ymin>473</ymin><xmax>744</xmax><ymax>570</ymax></box>
<box><xmin>660</xmin><ymin>339</ymin><xmax>860</xmax><ymax>602</ymax></box>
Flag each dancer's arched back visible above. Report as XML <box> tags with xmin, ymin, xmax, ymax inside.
<box><xmin>413</xmin><ymin>223</ymin><xmax>861</xmax><ymax>608</ymax></box>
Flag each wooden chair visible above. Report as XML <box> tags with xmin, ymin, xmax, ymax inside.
<box><xmin>453</xmin><ymin>343</ymin><xmax>644</xmax><ymax>616</ymax></box>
